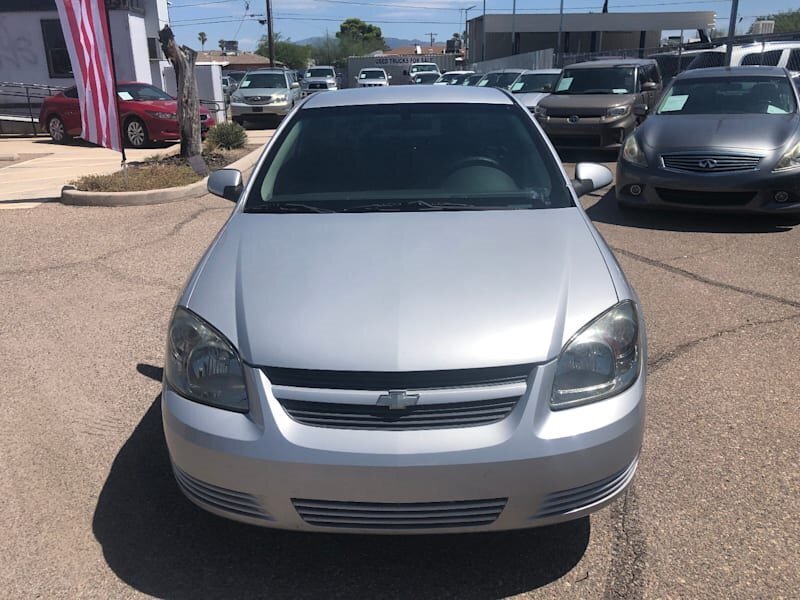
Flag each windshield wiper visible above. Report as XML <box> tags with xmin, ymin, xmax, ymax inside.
<box><xmin>343</xmin><ymin>200</ymin><xmax>531</xmax><ymax>213</ymax></box>
<box><xmin>245</xmin><ymin>203</ymin><xmax>336</xmax><ymax>214</ymax></box>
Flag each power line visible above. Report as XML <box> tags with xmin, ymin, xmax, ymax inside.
<box><xmin>168</xmin><ymin>0</ymin><xmax>243</xmax><ymax>8</ymax></box>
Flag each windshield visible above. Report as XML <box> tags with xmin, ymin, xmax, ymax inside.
<box><xmin>360</xmin><ymin>70</ymin><xmax>386</xmax><ymax>79</ymax></box>
<box><xmin>307</xmin><ymin>68</ymin><xmax>334</xmax><ymax>78</ymax></box>
<box><xmin>554</xmin><ymin>68</ymin><xmax>635</xmax><ymax>94</ymax></box>
<box><xmin>415</xmin><ymin>73</ymin><xmax>438</xmax><ymax>83</ymax></box>
<box><xmin>657</xmin><ymin>77</ymin><xmax>797</xmax><ymax>115</ymax></box>
<box><xmin>511</xmin><ymin>73</ymin><xmax>560</xmax><ymax>93</ymax></box>
<box><xmin>436</xmin><ymin>72</ymin><xmax>461</xmax><ymax>84</ymax></box>
<box><xmin>117</xmin><ymin>84</ymin><xmax>172</xmax><ymax>101</ymax></box>
<box><xmin>411</xmin><ymin>64</ymin><xmax>438</xmax><ymax>73</ymax></box>
<box><xmin>239</xmin><ymin>73</ymin><xmax>286</xmax><ymax>89</ymax></box>
<box><xmin>245</xmin><ymin>103</ymin><xmax>571</xmax><ymax>212</ymax></box>
<box><xmin>477</xmin><ymin>72</ymin><xmax>521</xmax><ymax>89</ymax></box>
<box><xmin>463</xmin><ymin>74</ymin><xmax>483</xmax><ymax>86</ymax></box>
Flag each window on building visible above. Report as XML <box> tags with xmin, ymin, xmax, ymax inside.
<box><xmin>147</xmin><ymin>38</ymin><xmax>163</xmax><ymax>61</ymax></box>
<box><xmin>41</xmin><ymin>20</ymin><xmax>72</xmax><ymax>78</ymax></box>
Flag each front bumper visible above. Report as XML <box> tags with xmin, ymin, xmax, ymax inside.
<box><xmin>231</xmin><ymin>101</ymin><xmax>291</xmax><ymax>117</ymax></box>
<box><xmin>163</xmin><ymin>358</ymin><xmax>645</xmax><ymax>534</ymax></box>
<box><xmin>616</xmin><ymin>160</ymin><xmax>800</xmax><ymax>214</ymax></box>
<box><xmin>538</xmin><ymin>114</ymin><xmax>637</xmax><ymax>149</ymax></box>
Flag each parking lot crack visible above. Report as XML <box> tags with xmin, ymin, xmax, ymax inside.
<box><xmin>604</xmin><ymin>486</ymin><xmax>646</xmax><ymax>599</ymax></box>
<box><xmin>648</xmin><ymin>312</ymin><xmax>800</xmax><ymax>373</ymax></box>
<box><xmin>611</xmin><ymin>247</ymin><xmax>800</xmax><ymax>309</ymax></box>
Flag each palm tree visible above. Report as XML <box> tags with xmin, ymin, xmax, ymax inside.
<box><xmin>198</xmin><ymin>31</ymin><xmax>207</xmax><ymax>51</ymax></box>
<box><xmin>218</xmin><ymin>39</ymin><xmax>225</xmax><ymax>51</ymax></box>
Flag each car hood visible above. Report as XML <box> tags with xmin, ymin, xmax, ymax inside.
<box><xmin>514</xmin><ymin>92</ymin><xmax>549</xmax><ymax>107</ymax></box>
<box><xmin>639</xmin><ymin>114</ymin><xmax>799</xmax><ymax>152</ymax></box>
<box><xmin>184</xmin><ymin>209</ymin><xmax>619</xmax><ymax>371</ymax></box>
<box><xmin>539</xmin><ymin>93</ymin><xmax>637</xmax><ymax>110</ymax></box>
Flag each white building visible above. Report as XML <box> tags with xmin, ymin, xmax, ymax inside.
<box><xmin>0</xmin><ymin>0</ymin><xmax>170</xmax><ymax>91</ymax></box>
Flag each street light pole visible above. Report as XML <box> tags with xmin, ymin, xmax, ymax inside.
<box><xmin>556</xmin><ymin>0</ymin><xmax>564</xmax><ymax>67</ymax></box>
<box><xmin>464</xmin><ymin>5</ymin><xmax>475</xmax><ymax>59</ymax></box>
<box><xmin>481</xmin><ymin>0</ymin><xmax>486</xmax><ymax>61</ymax></box>
<box><xmin>511</xmin><ymin>0</ymin><xmax>516</xmax><ymax>55</ymax></box>
<box><xmin>724</xmin><ymin>0</ymin><xmax>739</xmax><ymax>66</ymax></box>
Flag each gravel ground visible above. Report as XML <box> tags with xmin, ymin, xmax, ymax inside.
<box><xmin>0</xmin><ymin>160</ymin><xmax>798</xmax><ymax>598</ymax></box>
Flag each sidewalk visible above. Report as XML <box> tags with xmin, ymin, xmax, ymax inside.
<box><xmin>0</xmin><ymin>128</ymin><xmax>273</xmax><ymax>210</ymax></box>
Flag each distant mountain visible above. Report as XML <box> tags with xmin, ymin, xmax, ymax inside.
<box><xmin>295</xmin><ymin>36</ymin><xmax>447</xmax><ymax>50</ymax></box>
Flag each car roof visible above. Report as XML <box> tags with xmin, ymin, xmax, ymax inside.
<box><xmin>674</xmin><ymin>66</ymin><xmax>790</xmax><ymax>80</ymax></box>
<box><xmin>567</xmin><ymin>59</ymin><xmax>656</xmax><ymax>69</ymax></box>
<box><xmin>484</xmin><ymin>69</ymin><xmax>526</xmax><ymax>74</ymax></box>
<box><xmin>302</xmin><ymin>85</ymin><xmax>513</xmax><ymax>109</ymax></box>
<box><xmin>519</xmin><ymin>69</ymin><xmax>562</xmax><ymax>75</ymax></box>
<box><xmin>246</xmin><ymin>68</ymin><xmax>287</xmax><ymax>74</ymax></box>
<box><xmin>359</xmin><ymin>67</ymin><xmax>386</xmax><ymax>71</ymax></box>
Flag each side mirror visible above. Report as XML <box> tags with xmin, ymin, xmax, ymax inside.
<box><xmin>403</xmin><ymin>70</ymin><xmax>408</xmax><ymax>76</ymax></box>
<box><xmin>572</xmin><ymin>163</ymin><xmax>613</xmax><ymax>197</ymax></box>
<box><xmin>388</xmin><ymin>75</ymin><xmax>392</xmax><ymax>80</ymax></box>
<box><xmin>291</xmin><ymin>81</ymin><xmax>300</xmax><ymax>89</ymax></box>
<box><xmin>542</xmin><ymin>83</ymin><xmax>552</xmax><ymax>92</ymax></box>
<box><xmin>207</xmin><ymin>169</ymin><xmax>243</xmax><ymax>202</ymax></box>
<box><xmin>641</xmin><ymin>81</ymin><xmax>658</xmax><ymax>91</ymax></box>
<box><xmin>634</xmin><ymin>104</ymin><xmax>649</xmax><ymax>117</ymax></box>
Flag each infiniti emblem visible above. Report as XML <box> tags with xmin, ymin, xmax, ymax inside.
<box><xmin>698</xmin><ymin>158</ymin><xmax>718</xmax><ymax>170</ymax></box>
<box><xmin>568</xmin><ymin>115</ymin><xmax>580</xmax><ymax>124</ymax></box>
<box><xmin>377</xmin><ymin>390</ymin><xmax>420</xmax><ymax>410</ymax></box>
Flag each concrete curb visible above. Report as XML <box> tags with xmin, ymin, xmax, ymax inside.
<box><xmin>60</xmin><ymin>145</ymin><xmax>263</xmax><ymax>207</ymax></box>
<box><xmin>0</xmin><ymin>153</ymin><xmax>20</xmax><ymax>161</ymax></box>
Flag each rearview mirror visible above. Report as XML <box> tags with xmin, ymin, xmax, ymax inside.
<box><xmin>207</xmin><ymin>169</ymin><xmax>243</xmax><ymax>202</ymax></box>
<box><xmin>572</xmin><ymin>163</ymin><xmax>613</xmax><ymax>197</ymax></box>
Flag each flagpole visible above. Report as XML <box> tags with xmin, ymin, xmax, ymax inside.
<box><xmin>102</xmin><ymin>1</ymin><xmax>127</xmax><ymax>165</ymax></box>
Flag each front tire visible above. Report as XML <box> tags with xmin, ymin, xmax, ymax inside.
<box><xmin>125</xmin><ymin>118</ymin><xmax>148</xmax><ymax>148</ymax></box>
<box><xmin>47</xmin><ymin>116</ymin><xmax>70</xmax><ymax>143</ymax></box>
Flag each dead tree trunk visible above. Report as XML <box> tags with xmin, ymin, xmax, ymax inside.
<box><xmin>159</xmin><ymin>25</ymin><xmax>202</xmax><ymax>159</ymax></box>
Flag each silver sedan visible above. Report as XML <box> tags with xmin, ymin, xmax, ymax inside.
<box><xmin>163</xmin><ymin>86</ymin><xmax>646</xmax><ymax>534</ymax></box>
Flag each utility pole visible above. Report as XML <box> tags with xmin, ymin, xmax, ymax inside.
<box><xmin>724</xmin><ymin>0</ymin><xmax>739</xmax><ymax>66</ymax></box>
<box><xmin>265</xmin><ymin>0</ymin><xmax>275</xmax><ymax>67</ymax></box>
<box><xmin>464</xmin><ymin>5</ymin><xmax>476</xmax><ymax>59</ymax></box>
<box><xmin>556</xmin><ymin>0</ymin><xmax>565</xmax><ymax>67</ymax></box>
<box><xmin>425</xmin><ymin>32</ymin><xmax>436</xmax><ymax>49</ymax></box>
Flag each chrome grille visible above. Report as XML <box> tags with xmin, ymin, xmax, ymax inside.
<box><xmin>173</xmin><ymin>466</ymin><xmax>271</xmax><ymax>522</ymax></box>
<box><xmin>278</xmin><ymin>396</ymin><xmax>519</xmax><ymax>430</ymax></box>
<box><xmin>661</xmin><ymin>153</ymin><xmax>762</xmax><ymax>173</ymax></box>
<box><xmin>244</xmin><ymin>95</ymin><xmax>270</xmax><ymax>104</ymax></box>
<box><xmin>533</xmin><ymin>459</ymin><xmax>637</xmax><ymax>519</ymax></box>
<box><xmin>293</xmin><ymin>498</ymin><xmax>507</xmax><ymax>529</ymax></box>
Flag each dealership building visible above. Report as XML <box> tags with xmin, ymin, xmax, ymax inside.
<box><xmin>467</xmin><ymin>11</ymin><xmax>717</xmax><ymax>63</ymax></box>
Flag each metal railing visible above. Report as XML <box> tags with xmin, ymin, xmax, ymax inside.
<box><xmin>0</xmin><ymin>81</ymin><xmax>66</xmax><ymax>136</ymax></box>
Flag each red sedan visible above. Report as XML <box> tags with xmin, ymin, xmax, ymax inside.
<box><xmin>39</xmin><ymin>81</ymin><xmax>215</xmax><ymax>148</ymax></box>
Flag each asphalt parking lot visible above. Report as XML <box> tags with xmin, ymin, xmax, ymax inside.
<box><xmin>1</xmin><ymin>149</ymin><xmax>798</xmax><ymax>599</ymax></box>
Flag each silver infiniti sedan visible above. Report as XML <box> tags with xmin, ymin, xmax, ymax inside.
<box><xmin>163</xmin><ymin>86</ymin><xmax>647</xmax><ymax>534</ymax></box>
<box><xmin>617</xmin><ymin>66</ymin><xmax>800</xmax><ymax>213</ymax></box>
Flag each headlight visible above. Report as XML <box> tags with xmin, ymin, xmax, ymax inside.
<box><xmin>622</xmin><ymin>135</ymin><xmax>647</xmax><ymax>167</ymax></box>
<box><xmin>534</xmin><ymin>106</ymin><xmax>547</xmax><ymax>118</ymax></box>
<box><xmin>327</xmin><ymin>81</ymin><xmax>337</xmax><ymax>88</ymax></box>
<box><xmin>165</xmin><ymin>306</ymin><xmax>248</xmax><ymax>412</ymax></box>
<box><xmin>274</xmin><ymin>94</ymin><xmax>288</xmax><ymax>102</ymax></box>
<box><xmin>146</xmin><ymin>110</ymin><xmax>176</xmax><ymax>120</ymax></box>
<box><xmin>774</xmin><ymin>141</ymin><xmax>800</xmax><ymax>171</ymax></box>
<box><xmin>230</xmin><ymin>93</ymin><xmax>244</xmax><ymax>103</ymax></box>
<box><xmin>551</xmin><ymin>301</ymin><xmax>641</xmax><ymax>410</ymax></box>
<box><xmin>606</xmin><ymin>105</ymin><xmax>630</xmax><ymax>118</ymax></box>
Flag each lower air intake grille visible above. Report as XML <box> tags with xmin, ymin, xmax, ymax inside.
<box><xmin>533</xmin><ymin>459</ymin><xmax>638</xmax><ymax>519</ymax></box>
<box><xmin>656</xmin><ymin>188</ymin><xmax>755</xmax><ymax>206</ymax></box>
<box><xmin>173</xmin><ymin>466</ymin><xmax>271</xmax><ymax>522</ymax></box>
<box><xmin>279</xmin><ymin>396</ymin><xmax>519</xmax><ymax>430</ymax></box>
<box><xmin>293</xmin><ymin>498</ymin><xmax>507</xmax><ymax>529</ymax></box>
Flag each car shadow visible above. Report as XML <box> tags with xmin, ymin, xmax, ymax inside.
<box><xmin>586</xmin><ymin>188</ymin><xmax>800</xmax><ymax>234</ymax></box>
<box><xmin>557</xmin><ymin>148</ymin><xmax>619</xmax><ymax>165</ymax></box>
<box><xmin>92</xmin><ymin>365</ymin><xmax>591</xmax><ymax>599</ymax></box>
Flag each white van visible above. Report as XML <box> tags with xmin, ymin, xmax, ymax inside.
<box><xmin>685</xmin><ymin>42</ymin><xmax>800</xmax><ymax>72</ymax></box>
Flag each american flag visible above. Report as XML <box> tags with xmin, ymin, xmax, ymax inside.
<box><xmin>54</xmin><ymin>0</ymin><xmax>123</xmax><ymax>153</ymax></box>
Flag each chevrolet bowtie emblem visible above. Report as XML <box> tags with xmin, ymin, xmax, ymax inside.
<box><xmin>377</xmin><ymin>390</ymin><xmax>420</xmax><ymax>410</ymax></box>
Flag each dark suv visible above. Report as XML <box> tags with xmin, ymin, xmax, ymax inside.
<box><xmin>535</xmin><ymin>59</ymin><xmax>662</xmax><ymax>149</ymax></box>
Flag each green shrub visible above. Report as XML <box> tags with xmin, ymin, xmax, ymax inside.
<box><xmin>206</xmin><ymin>121</ymin><xmax>247</xmax><ymax>150</ymax></box>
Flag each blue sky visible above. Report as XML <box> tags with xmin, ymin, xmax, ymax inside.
<box><xmin>166</xmin><ymin>0</ymin><xmax>799</xmax><ymax>51</ymax></box>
